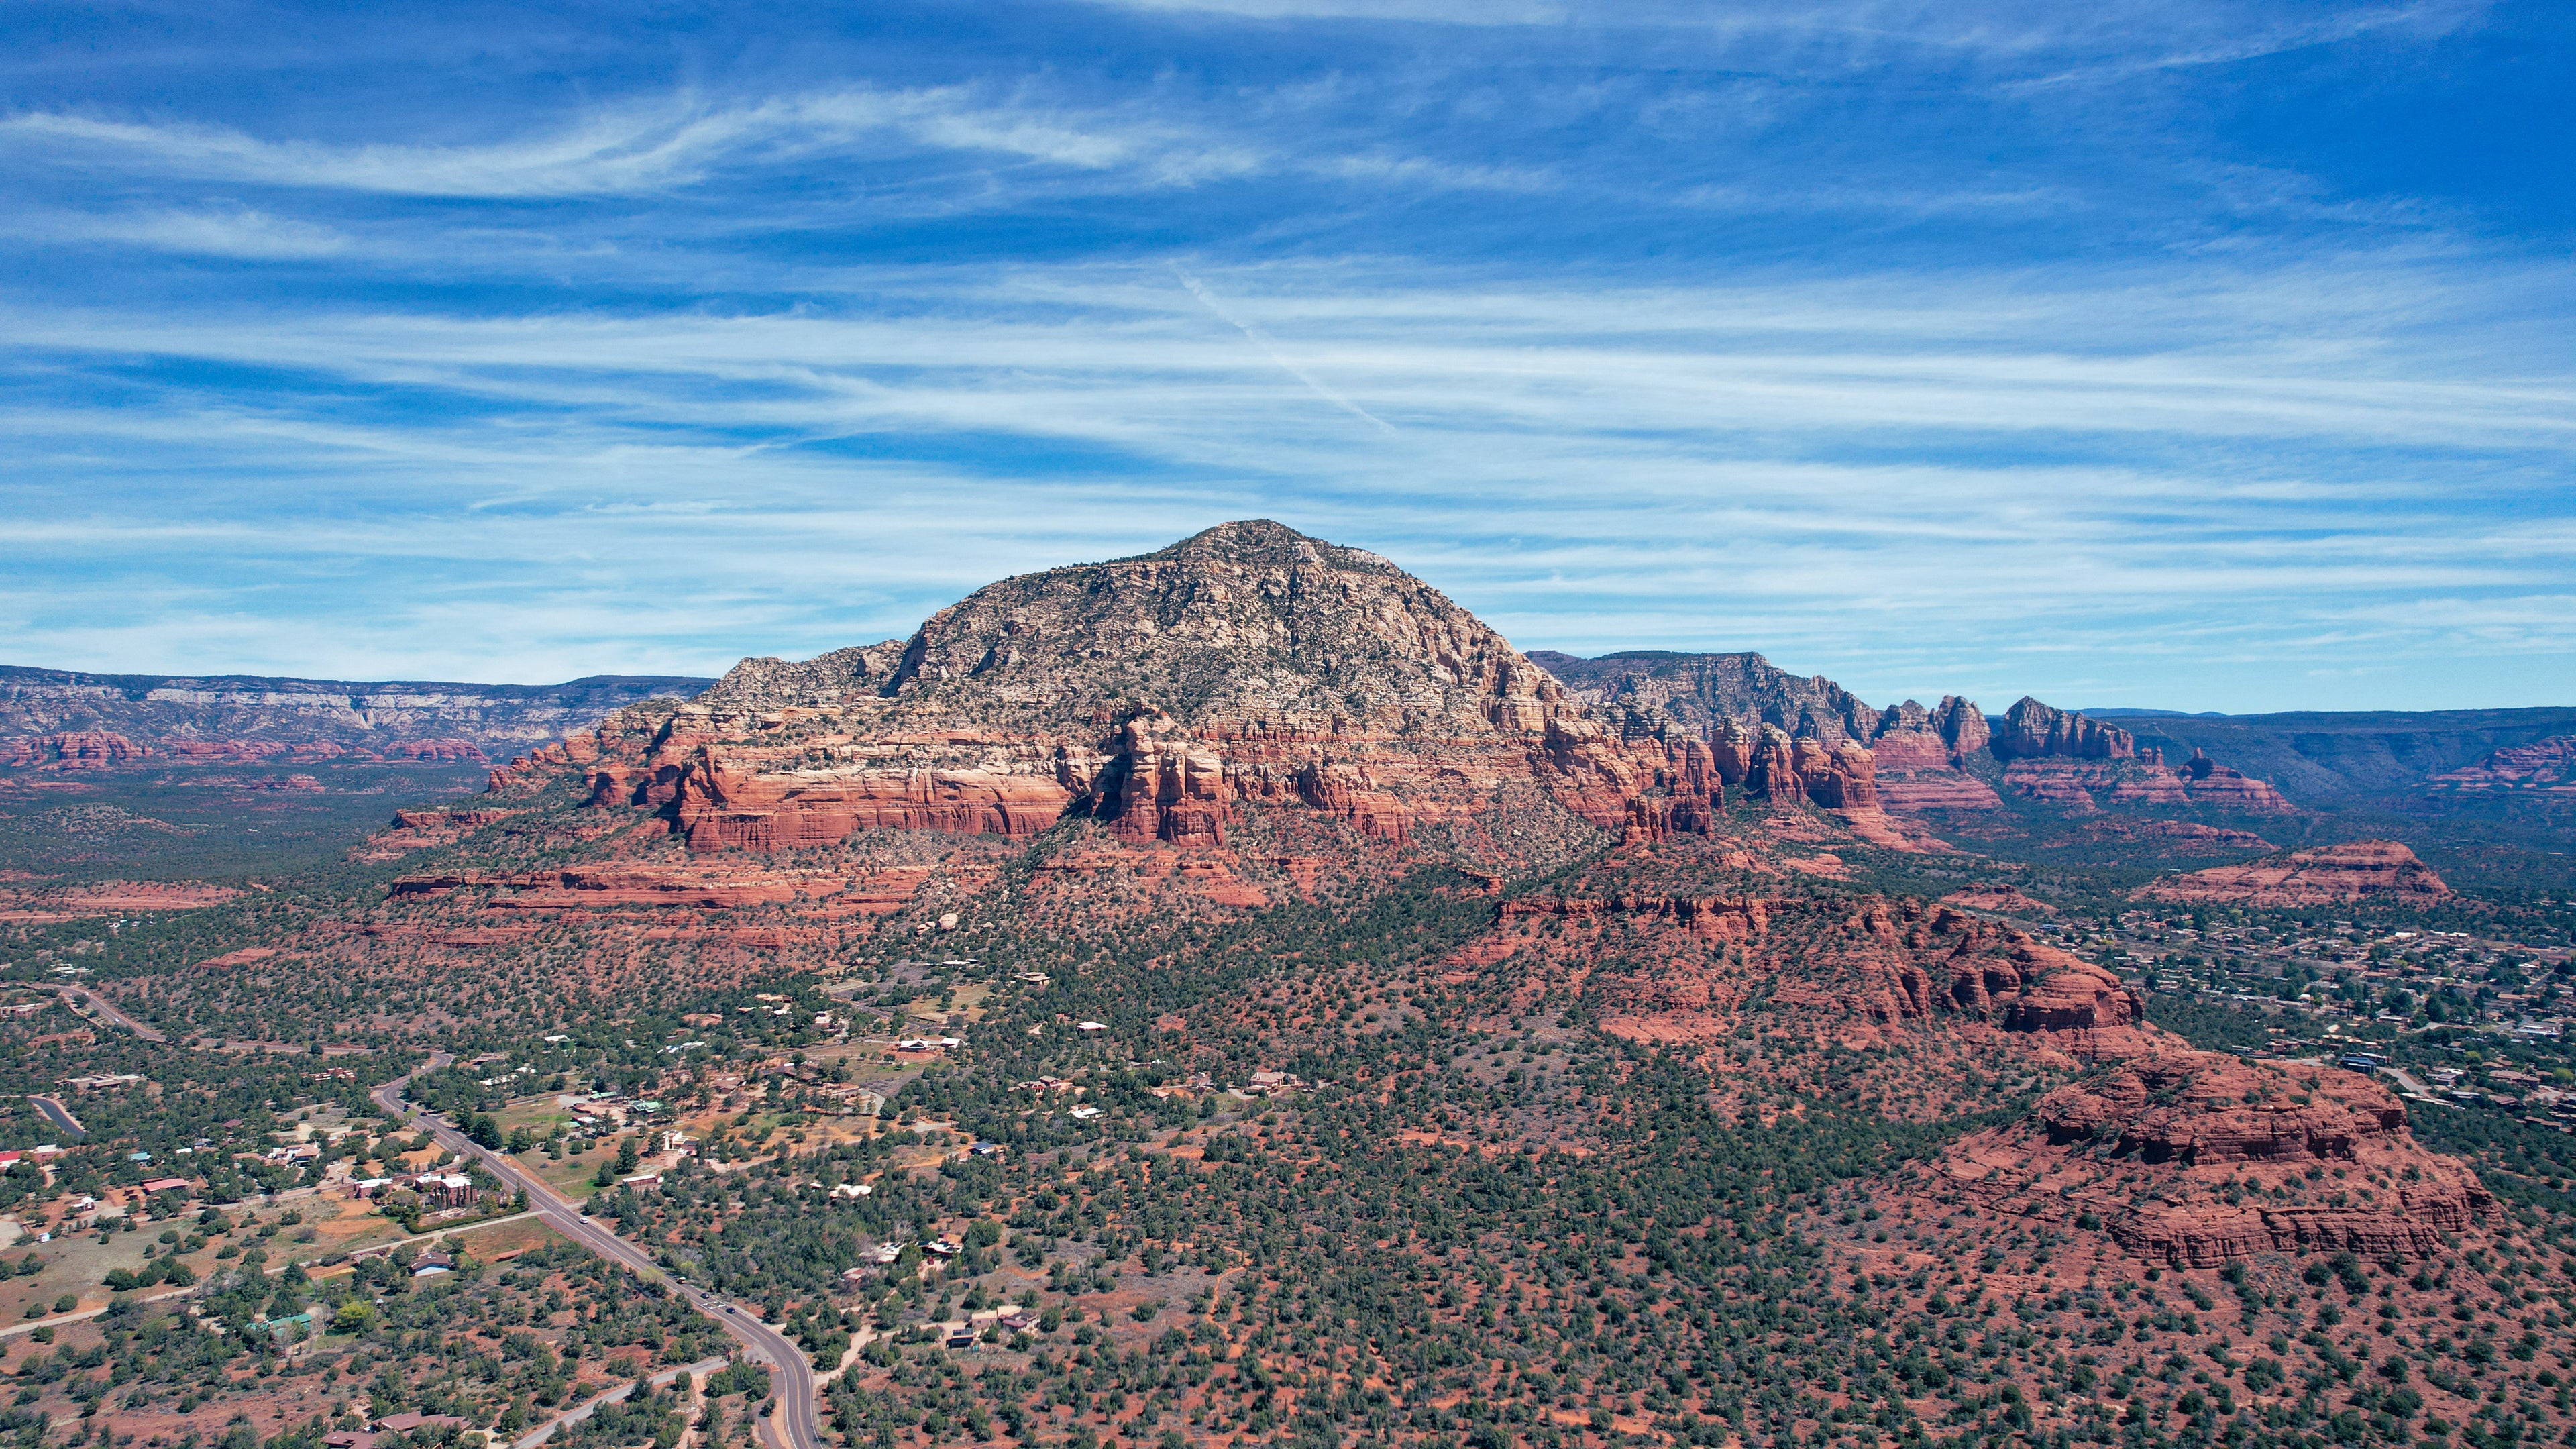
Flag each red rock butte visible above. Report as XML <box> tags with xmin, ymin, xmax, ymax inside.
<box><xmin>2137</xmin><ymin>839</ymin><xmax>2451</xmax><ymax>906</ymax></box>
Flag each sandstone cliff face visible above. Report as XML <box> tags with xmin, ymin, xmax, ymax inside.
<box><xmin>1872</xmin><ymin>696</ymin><xmax>1990</xmax><ymax>763</ymax></box>
<box><xmin>1</xmin><ymin>731</ymin><xmax>151</xmax><ymax>769</ymax></box>
<box><xmin>1530</xmin><ymin>653</ymin><xmax>1968</xmax><ymax>828</ymax></box>
<box><xmin>1479</xmin><ymin>874</ymin><xmax>2141</xmax><ymax>1052</ymax></box>
<box><xmin>1990</xmin><ymin>697</ymin><xmax>2137</xmax><ymax>761</ymax></box>
<box><xmin>2426</xmin><ymin>734</ymin><xmax>2576</xmax><ymax>792</ymax></box>
<box><xmin>2138</xmin><ymin>840</ymin><xmax>2451</xmax><ymax>906</ymax></box>
<box><xmin>1941</xmin><ymin>1051</ymin><xmax>2491</xmax><ymax>1265</ymax></box>
<box><xmin>1504</xmin><ymin>659</ymin><xmax>2308</xmax><ymax>830</ymax></box>
<box><xmin>498</xmin><ymin>529</ymin><xmax>2291</xmax><ymax>860</ymax></box>
<box><xmin>531</xmin><ymin>523</ymin><xmax>1912</xmax><ymax>855</ymax></box>
<box><xmin>1866</xmin><ymin>696</ymin><xmax>2000</xmax><ymax>812</ymax></box>
<box><xmin>1531</xmin><ymin>657</ymin><xmax>2296</xmax><ymax>827</ymax></box>
<box><xmin>1997</xmin><ymin>750</ymin><xmax>2294</xmax><ymax>814</ymax></box>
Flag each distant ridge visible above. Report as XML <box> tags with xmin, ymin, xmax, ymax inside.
<box><xmin>0</xmin><ymin>665</ymin><xmax>716</xmax><ymax>754</ymax></box>
<box><xmin>2113</xmin><ymin>706</ymin><xmax>2576</xmax><ymax>800</ymax></box>
<box><xmin>1534</xmin><ymin>651</ymin><xmax>2576</xmax><ymax>805</ymax></box>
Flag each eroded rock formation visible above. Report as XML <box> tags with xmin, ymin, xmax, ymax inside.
<box><xmin>2426</xmin><ymin>735</ymin><xmax>2576</xmax><ymax>792</ymax></box>
<box><xmin>525</xmin><ymin>523</ymin><xmax>1917</xmax><ymax>855</ymax></box>
<box><xmin>1990</xmin><ymin>697</ymin><xmax>2138</xmax><ymax>761</ymax></box>
<box><xmin>2137</xmin><ymin>840</ymin><xmax>2451</xmax><ymax>906</ymax></box>
<box><xmin>1</xmin><ymin>731</ymin><xmax>151</xmax><ymax>769</ymax></box>
<box><xmin>1940</xmin><ymin>1051</ymin><xmax>2490</xmax><ymax>1265</ymax></box>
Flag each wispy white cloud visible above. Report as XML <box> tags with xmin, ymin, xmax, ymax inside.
<box><xmin>12</xmin><ymin>259</ymin><xmax>2567</xmax><ymax>455</ymax></box>
<box><xmin>1069</xmin><ymin>0</ymin><xmax>2481</xmax><ymax>76</ymax></box>
<box><xmin>0</xmin><ymin>0</ymin><xmax>2561</xmax><ymax>710</ymax></box>
<box><xmin>1168</xmin><ymin>262</ymin><xmax>1399</xmax><ymax>434</ymax></box>
<box><xmin>7</xmin><ymin>203</ymin><xmax>352</xmax><ymax>258</ymax></box>
<box><xmin>3</xmin><ymin>252</ymin><xmax>2571</xmax><ymax>703</ymax></box>
<box><xmin>0</xmin><ymin>82</ymin><xmax>1534</xmax><ymax>201</ymax></box>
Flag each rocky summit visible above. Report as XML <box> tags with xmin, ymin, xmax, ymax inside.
<box><xmin>502</xmin><ymin>523</ymin><xmax>2296</xmax><ymax>865</ymax></box>
<box><xmin>527</xmin><ymin>521</ymin><xmax>1900</xmax><ymax>853</ymax></box>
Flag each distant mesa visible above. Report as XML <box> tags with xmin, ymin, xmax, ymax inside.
<box><xmin>0</xmin><ymin>668</ymin><xmax>708</xmax><ymax>767</ymax></box>
<box><xmin>2425</xmin><ymin>734</ymin><xmax>2576</xmax><ymax>793</ymax></box>
<box><xmin>1</xmin><ymin>730</ymin><xmax>151</xmax><ymax>769</ymax></box>
<box><xmin>2135</xmin><ymin>840</ymin><xmax>2451</xmax><ymax>906</ymax></box>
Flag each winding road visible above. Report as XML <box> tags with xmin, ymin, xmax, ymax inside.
<box><xmin>56</xmin><ymin>985</ymin><xmax>168</xmax><ymax>1043</ymax></box>
<box><xmin>374</xmin><ymin>1057</ymin><xmax>823</xmax><ymax>1449</ymax></box>
<box><xmin>28</xmin><ymin>1095</ymin><xmax>87</xmax><ymax>1141</ymax></box>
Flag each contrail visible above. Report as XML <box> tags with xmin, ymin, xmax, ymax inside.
<box><xmin>1169</xmin><ymin>262</ymin><xmax>1396</xmax><ymax>435</ymax></box>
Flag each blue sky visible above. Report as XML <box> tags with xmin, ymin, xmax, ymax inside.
<box><xmin>4</xmin><ymin>0</ymin><xmax>2572</xmax><ymax>714</ymax></box>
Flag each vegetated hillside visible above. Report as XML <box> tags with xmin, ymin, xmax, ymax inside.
<box><xmin>0</xmin><ymin>666</ymin><xmax>712</xmax><ymax>880</ymax></box>
<box><xmin>0</xmin><ymin>758</ymin><xmax>492</xmax><ymax>882</ymax></box>
<box><xmin>3</xmin><ymin>523</ymin><xmax>2571</xmax><ymax>1449</ymax></box>
<box><xmin>2108</xmin><ymin>708</ymin><xmax>2576</xmax><ymax>802</ymax></box>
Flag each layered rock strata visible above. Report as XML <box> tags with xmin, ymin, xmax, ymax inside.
<box><xmin>1941</xmin><ymin>1051</ymin><xmax>2490</xmax><ymax>1265</ymax></box>
<box><xmin>0</xmin><ymin>667</ymin><xmax>706</xmax><ymax>758</ymax></box>
<box><xmin>2426</xmin><ymin>735</ymin><xmax>2576</xmax><ymax>792</ymax></box>
<box><xmin>1990</xmin><ymin>696</ymin><xmax>2141</xmax><ymax>761</ymax></box>
<box><xmin>525</xmin><ymin>523</ymin><xmax>1915</xmax><ymax>853</ymax></box>
<box><xmin>2137</xmin><ymin>840</ymin><xmax>2451</xmax><ymax>906</ymax></box>
<box><xmin>1</xmin><ymin>731</ymin><xmax>151</xmax><ymax>769</ymax></box>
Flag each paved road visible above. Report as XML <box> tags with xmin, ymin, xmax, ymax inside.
<box><xmin>28</xmin><ymin>1095</ymin><xmax>86</xmax><ymax>1141</ymax></box>
<box><xmin>56</xmin><ymin>985</ymin><xmax>168</xmax><ymax>1043</ymax></box>
<box><xmin>374</xmin><ymin>1057</ymin><xmax>822</xmax><ymax>1449</ymax></box>
<box><xmin>2379</xmin><ymin>1065</ymin><xmax>2457</xmax><ymax>1106</ymax></box>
